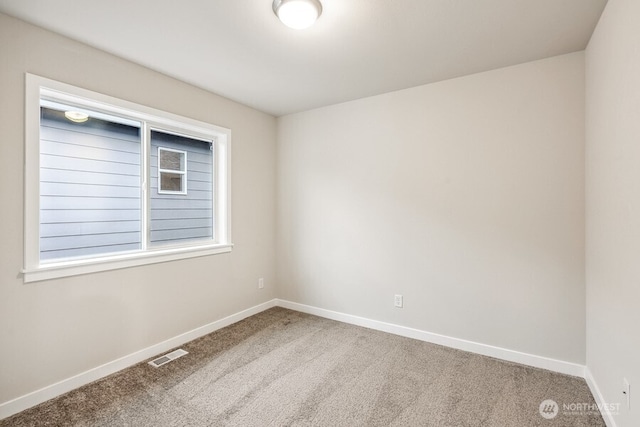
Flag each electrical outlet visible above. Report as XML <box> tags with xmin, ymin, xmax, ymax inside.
<box><xmin>258</xmin><ymin>278</ymin><xmax>264</xmax><ymax>289</ymax></box>
<box><xmin>623</xmin><ymin>378</ymin><xmax>630</xmax><ymax>409</ymax></box>
<box><xmin>394</xmin><ymin>294</ymin><xmax>403</xmax><ymax>308</ymax></box>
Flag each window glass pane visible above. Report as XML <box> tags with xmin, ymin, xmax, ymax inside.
<box><xmin>39</xmin><ymin>106</ymin><xmax>142</xmax><ymax>262</ymax></box>
<box><xmin>159</xmin><ymin>150</ymin><xmax>184</xmax><ymax>171</ymax></box>
<box><xmin>160</xmin><ymin>172</ymin><xmax>184</xmax><ymax>192</ymax></box>
<box><xmin>150</xmin><ymin>130</ymin><xmax>213</xmax><ymax>246</ymax></box>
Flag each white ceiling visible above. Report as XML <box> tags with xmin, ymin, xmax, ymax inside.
<box><xmin>0</xmin><ymin>0</ymin><xmax>606</xmax><ymax>116</ymax></box>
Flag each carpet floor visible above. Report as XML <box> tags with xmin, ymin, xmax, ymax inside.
<box><xmin>2</xmin><ymin>307</ymin><xmax>605</xmax><ymax>426</ymax></box>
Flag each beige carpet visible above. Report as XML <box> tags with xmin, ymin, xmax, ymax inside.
<box><xmin>2</xmin><ymin>307</ymin><xmax>604</xmax><ymax>426</ymax></box>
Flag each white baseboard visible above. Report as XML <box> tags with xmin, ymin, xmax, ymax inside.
<box><xmin>0</xmin><ymin>299</ymin><xmax>276</xmax><ymax>420</ymax></box>
<box><xmin>275</xmin><ymin>299</ymin><xmax>585</xmax><ymax>378</ymax></box>
<box><xmin>585</xmin><ymin>367</ymin><xmax>618</xmax><ymax>427</ymax></box>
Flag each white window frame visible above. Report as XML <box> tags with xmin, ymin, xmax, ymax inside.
<box><xmin>157</xmin><ymin>146</ymin><xmax>188</xmax><ymax>195</ymax></box>
<box><xmin>23</xmin><ymin>74</ymin><xmax>232</xmax><ymax>283</ymax></box>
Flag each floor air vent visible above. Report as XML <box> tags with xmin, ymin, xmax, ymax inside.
<box><xmin>148</xmin><ymin>349</ymin><xmax>188</xmax><ymax>368</ymax></box>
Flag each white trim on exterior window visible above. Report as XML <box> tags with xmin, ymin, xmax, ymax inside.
<box><xmin>157</xmin><ymin>147</ymin><xmax>188</xmax><ymax>195</ymax></box>
<box><xmin>23</xmin><ymin>74</ymin><xmax>232</xmax><ymax>283</ymax></box>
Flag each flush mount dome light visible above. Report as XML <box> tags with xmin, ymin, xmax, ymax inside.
<box><xmin>273</xmin><ymin>0</ymin><xmax>322</xmax><ymax>30</ymax></box>
<box><xmin>64</xmin><ymin>111</ymin><xmax>89</xmax><ymax>123</ymax></box>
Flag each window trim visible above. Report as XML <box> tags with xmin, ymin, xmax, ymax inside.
<box><xmin>23</xmin><ymin>74</ymin><xmax>232</xmax><ymax>283</ymax></box>
<box><xmin>157</xmin><ymin>146</ymin><xmax>188</xmax><ymax>195</ymax></box>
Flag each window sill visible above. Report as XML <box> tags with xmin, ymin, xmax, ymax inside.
<box><xmin>22</xmin><ymin>243</ymin><xmax>233</xmax><ymax>283</ymax></box>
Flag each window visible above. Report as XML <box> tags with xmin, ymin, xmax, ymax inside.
<box><xmin>24</xmin><ymin>74</ymin><xmax>231</xmax><ymax>282</ymax></box>
<box><xmin>158</xmin><ymin>147</ymin><xmax>187</xmax><ymax>194</ymax></box>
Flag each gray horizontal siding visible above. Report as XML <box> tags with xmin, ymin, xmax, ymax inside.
<box><xmin>41</xmin><ymin>140</ymin><xmax>141</xmax><ymax>165</ymax></box>
<box><xmin>149</xmin><ymin>198</ymin><xmax>212</xmax><ymax>210</ymax></box>
<box><xmin>41</xmin><ymin>232</ymin><xmax>141</xmax><ymax>252</ymax></box>
<box><xmin>41</xmin><ymin>182</ymin><xmax>140</xmax><ymax>199</ymax></box>
<box><xmin>41</xmin><ymin>209</ymin><xmax>141</xmax><ymax>223</ymax></box>
<box><xmin>149</xmin><ymin>130</ymin><xmax>213</xmax><ymax>246</ymax></box>
<box><xmin>41</xmin><ymin>220</ymin><xmax>141</xmax><ymax>237</ymax></box>
<box><xmin>41</xmin><ymin>153</ymin><xmax>141</xmax><ymax>176</ymax></box>
<box><xmin>41</xmin><ymin>196</ymin><xmax>141</xmax><ymax>210</ymax></box>
<box><xmin>41</xmin><ymin>126</ymin><xmax>140</xmax><ymax>153</ymax></box>
<box><xmin>40</xmin><ymin>243</ymin><xmax>141</xmax><ymax>262</ymax></box>
<box><xmin>149</xmin><ymin>218</ymin><xmax>212</xmax><ymax>231</ymax></box>
<box><xmin>151</xmin><ymin>228</ymin><xmax>212</xmax><ymax>243</ymax></box>
<box><xmin>40</xmin><ymin>107</ymin><xmax>142</xmax><ymax>261</ymax></box>
<box><xmin>41</xmin><ymin>168</ymin><xmax>140</xmax><ymax>187</ymax></box>
<box><xmin>150</xmin><ymin>209</ymin><xmax>212</xmax><ymax>220</ymax></box>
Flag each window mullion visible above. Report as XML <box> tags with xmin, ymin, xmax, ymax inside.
<box><xmin>141</xmin><ymin>122</ymin><xmax>150</xmax><ymax>251</ymax></box>
<box><xmin>211</xmin><ymin>139</ymin><xmax>217</xmax><ymax>243</ymax></box>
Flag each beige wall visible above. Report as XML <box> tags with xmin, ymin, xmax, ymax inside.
<box><xmin>0</xmin><ymin>13</ymin><xmax>277</xmax><ymax>404</ymax></box>
<box><xmin>586</xmin><ymin>0</ymin><xmax>640</xmax><ymax>425</ymax></box>
<box><xmin>277</xmin><ymin>52</ymin><xmax>586</xmax><ymax>363</ymax></box>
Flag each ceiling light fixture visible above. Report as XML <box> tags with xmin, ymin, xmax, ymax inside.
<box><xmin>64</xmin><ymin>111</ymin><xmax>89</xmax><ymax>123</ymax></box>
<box><xmin>273</xmin><ymin>0</ymin><xmax>322</xmax><ymax>30</ymax></box>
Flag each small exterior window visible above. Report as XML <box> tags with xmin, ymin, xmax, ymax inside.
<box><xmin>158</xmin><ymin>147</ymin><xmax>187</xmax><ymax>194</ymax></box>
<box><xmin>24</xmin><ymin>74</ymin><xmax>232</xmax><ymax>282</ymax></box>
